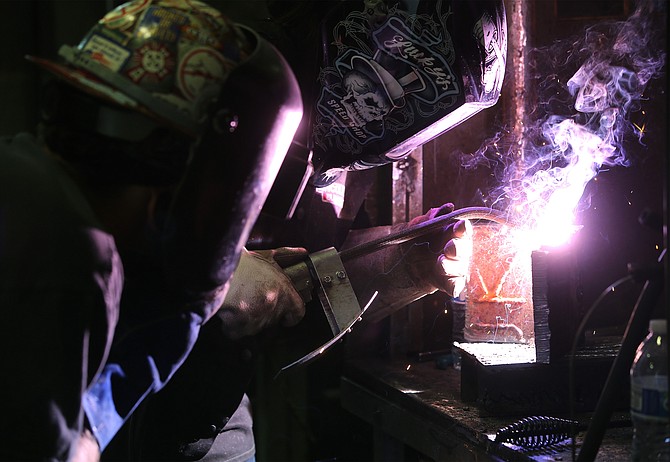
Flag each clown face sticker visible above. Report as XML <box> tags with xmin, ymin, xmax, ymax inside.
<box><xmin>474</xmin><ymin>10</ymin><xmax>506</xmax><ymax>96</ymax></box>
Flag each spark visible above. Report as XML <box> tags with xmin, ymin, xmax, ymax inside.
<box><xmin>406</xmin><ymin>364</ymin><xmax>411</xmax><ymax>371</ymax></box>
<box><xmin>475</xmin><ymin>268</ymin><xmax>490</xmax><ymax>294</ymax></box>
<box><xmin>400</xmin><ymin>388</ymin><xmax>423</xmax><ymax>394</ymax></box>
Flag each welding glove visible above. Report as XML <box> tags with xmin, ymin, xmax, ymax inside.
<box><xmin>215</xmin><ymin>247</ymin><xmax>308</xmax><ymax>340</ymax></box>
<box><xmin>342</xmin><ymin>203</ymin><xmax>472</xmax><ymax>323</ymax></box>
<box><xmin>404</xmin><ymin>203</ymin><xmax>473</xmax><ymax>297</ymax></box>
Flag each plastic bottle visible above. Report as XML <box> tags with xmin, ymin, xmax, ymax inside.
<box><xmin>630</xmin><ymin>318</ymin><xmax>670</xmax><ymax>461</ymax></box>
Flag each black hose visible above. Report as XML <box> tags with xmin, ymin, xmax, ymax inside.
<box><xmin>339</xmin><ymin>206</ymin><xmax>510</xmax><ymax>262</ymax></box>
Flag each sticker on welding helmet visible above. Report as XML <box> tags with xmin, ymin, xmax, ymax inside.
<box><xmin>309</xmin><ymin>0</ymin><xmax>507</xmax><ymax>188</ymax></box>
<box><xmin>177</xmin><ymin>47</ymin><xmax>229</xmax><ymax>101</ymax></box>
<box><xmin>125</xmin><ymin>42</ymin><xmax>175</xmax><ymax>84</ymax></box>
<box><xmin>81</xmin><ymin>34</ymin><xmax>131</xmax><ymax>72</ymax></box>
<box><xmin>101</xmin><ymin>0</ymin><xmax>151</xmax><ymax>29</ymax></box>
<box><xmin>314</xmin><ymin>12</ymin><xmax>460</xmax><ymax>148</ymax></box>
<box><xmin>140</xmin><ymin>5</ymin><xmax>189</xmax><ymax>43</ymax></box>
<box><xmin>372</xmin><ymin>17</ymin><xmax>459</xmax><ymax>103</ymax></box>
<box><xmin>474</xmin><ymin>11</ymin><xmax>506</xmax><ymax>96</ymax></box>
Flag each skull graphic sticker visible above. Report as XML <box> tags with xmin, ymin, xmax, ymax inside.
<box><xmin>309</xmin><ymin>0</ymin><xmax>507</xmax><ymax>187</ymax></box>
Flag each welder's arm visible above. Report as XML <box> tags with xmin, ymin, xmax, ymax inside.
<box><xmin>341</xmin><ymin>204</ymin><xmax>473</xmax><ymax>323</ymax></box>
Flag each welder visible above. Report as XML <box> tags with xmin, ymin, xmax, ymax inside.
<box><xmin>0</xmin><ymin>0</ymin><xmax>303</xmax><ymax>460</ymax></box>
<box><xmin>104</xmin><ymin>0</ymin><xmax>508</xmax><ymax>461</ymax></box>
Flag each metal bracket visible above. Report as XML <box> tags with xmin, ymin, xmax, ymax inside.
<box><xmin>307</xmin><ymin>247</ymin><xmax>363</xmax><ymax>335</ymax></box>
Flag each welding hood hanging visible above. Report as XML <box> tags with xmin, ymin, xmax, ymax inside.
<box><xmin>309</xmin><ymin>0</ymin><xmax>507</xmax><ymax>187</ymax></box>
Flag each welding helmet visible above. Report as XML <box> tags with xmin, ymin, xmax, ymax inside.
<box><xmin>28</xmin><ymin>0</ymin><xmax>299</xmax><ymax>185</ymax></box>
<box><xmin>308</xmin><ymin>0</ymin><xmax>507</xmax><ymax>187</ymax></box>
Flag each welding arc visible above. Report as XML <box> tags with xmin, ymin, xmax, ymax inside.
<box><xmin>339</xmin><ymin>206</ymin><xmax>510</xmax><ymax>262</ymax></box>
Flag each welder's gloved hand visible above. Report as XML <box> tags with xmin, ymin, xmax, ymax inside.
<box><xmin>215</xmin><ymin>247</ymin><xmax>307</xmax><ymax>340</ymax></box>
<box><xmin>342</xmin><ymin>202</ymin><xmax>472</xmax><ymax>323</ymax></box>
<box><xmin>403</xmin><ymin>203</ymin><xmax>473</xmax><ymax>299</ymax></box>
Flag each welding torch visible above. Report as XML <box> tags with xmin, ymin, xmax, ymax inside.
<box><xmin>282</xmin><ymin>206</ymin><xmax>510</xmax><ymax>337</ymax></box>
<box><xmin>274</xmin><ymin>206</ymin><xmax>510</xmax><ymax>373</ymax></box>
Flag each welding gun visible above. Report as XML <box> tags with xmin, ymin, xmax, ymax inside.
<box><xmin>276</xmin><ymin>207</ymin><xmax>508</xmax><ymax>371</ymax></box>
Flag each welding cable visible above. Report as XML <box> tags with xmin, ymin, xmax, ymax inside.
<box><xmin>494</xmin><ymin>415</ymin><xmax>632</xmax><ymax>449</ymax></box>
<box><xmin>339</xmin><ymin>206</ymin><xmax>511</xmax><ymax>262</ymax></box>
<box><xmin>567</xmin><ymin>273</ymin><xmax>636</xmax><ymax>461</ymax></box>
<box><xmin>576</xmin><ymin>273</ymin><xmax>665</xmax><ymax>462</ymax></box>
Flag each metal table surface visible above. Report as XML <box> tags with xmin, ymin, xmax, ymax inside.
<box><xmin>341</xmin><ymin>357</ymin><xmax>633</xmax><ymax>461</ymax></box>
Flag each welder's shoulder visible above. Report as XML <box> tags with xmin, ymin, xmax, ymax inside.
<box><xmin>0</xmin><ymin>132</ymin><xmax>116</xmax><ymax>288</ymax></box>
<box><xmin>0</xmin><ymin>132</ymin><xmax>97</xmax><ymax>224</ymax></box>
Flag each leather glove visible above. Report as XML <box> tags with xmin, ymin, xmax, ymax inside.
<box><xmin>342</xmin><ymin>203</ymin><xmax>473</xmax><ymax>323</ymax></box>
<box><xmin>403</xmin><ymin>203</ymin><xmax>473</xmax><ymax>299</ymax></box>
<box><xmin>216</xmin><ymin>247</ymin><xmax>308</xmax><ymax>339</ymax></box>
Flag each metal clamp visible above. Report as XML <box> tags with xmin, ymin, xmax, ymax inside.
<box><xmin>307</xmin><ymin>247</ymin><xmax>363</xmax><ymax>335</ymax></box>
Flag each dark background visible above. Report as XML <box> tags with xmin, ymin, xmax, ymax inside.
<box><xmin>1</xmin><ymin>1</ymin><xmax>666</xmax><ymax>461</ymax></box>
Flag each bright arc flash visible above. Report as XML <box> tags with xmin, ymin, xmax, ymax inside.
<box><xmin>517</xmin><ymin>117</ymin><xmax>616</xmax><ymax>249</ymax></box>
<box><xmin>505</xmin><ymin>0</ymin><xmax>667</xmax><ymax>249</ymax></box>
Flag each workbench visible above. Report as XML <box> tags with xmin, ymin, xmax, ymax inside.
<box><xmin>341</xmin><ymin>357</ymin><xmax>633</xmax><ymax>461</ymax></box>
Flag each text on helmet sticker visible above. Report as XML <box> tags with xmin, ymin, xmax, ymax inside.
<box><xmin>82</xmin><ymin>35</ymin><xmax>131</xmax><ymax>72</ymax></box>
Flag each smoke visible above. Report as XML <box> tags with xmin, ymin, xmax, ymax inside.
<box><xmin>464</xmin><ymin>0</ymin><xmax>666</xmax><ymax>248</ymax></box>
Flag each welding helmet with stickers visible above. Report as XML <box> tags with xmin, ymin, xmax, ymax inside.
<box><xmin>28</xmin><ymin>0</ymin><xmax>302</xmax><ymax>186</ymax></box>
<box><xmin>31</xmin><ymin>0</ymin><xmax>250</xmax><ymax>137</ymax></box>
<box><xmin>308</xmin><ymin>0</ymin><xmax>507</xmax><ymax>187</ymax></box>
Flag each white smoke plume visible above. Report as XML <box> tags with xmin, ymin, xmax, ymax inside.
<box><xmin>462</xmin><ymin>0</ymin><xmax>666</xmax><ymax>248</ymax></box>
